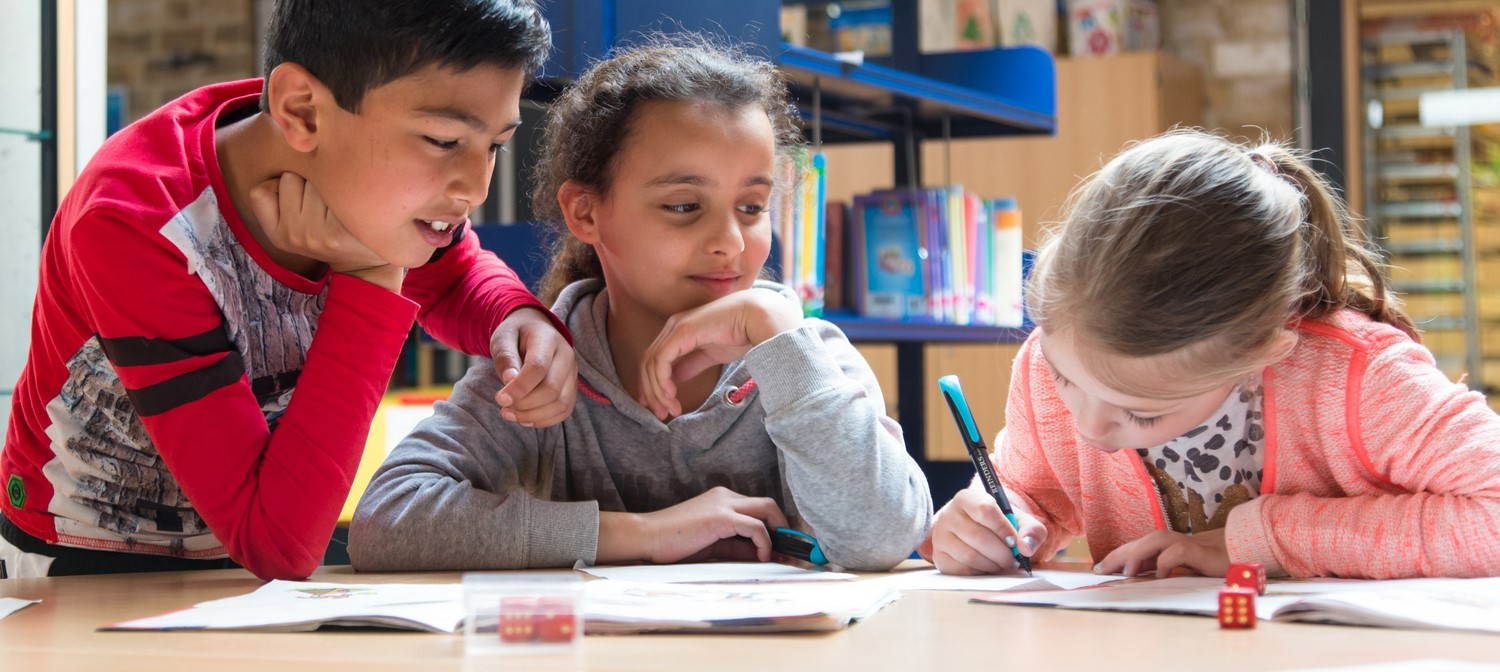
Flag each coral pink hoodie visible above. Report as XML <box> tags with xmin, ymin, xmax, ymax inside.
<box><xmin>995</xmin><ymin>310</ymin><xmax>1500</xmax><ymax>579</ymax></box>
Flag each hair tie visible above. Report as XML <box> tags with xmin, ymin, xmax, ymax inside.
<box><xmin>1248</xmin><ymin>152</ymin><xmax>1279</xmax><ymax>175</ymax></box>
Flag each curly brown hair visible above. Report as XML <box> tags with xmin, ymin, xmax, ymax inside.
<box><xmin>530</xmin><ymin>34</ymin><xmax>804</xmax><ymax>304</ymax></box>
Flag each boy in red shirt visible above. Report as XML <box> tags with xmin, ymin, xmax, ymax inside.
<box><xmin>0</xmin><ymin>0</ymin><xmax>574</xmax><ymax>580</ymax></box>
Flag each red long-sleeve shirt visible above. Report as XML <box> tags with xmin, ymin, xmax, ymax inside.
<box><xmin>0</xmin><ymin>79</ymin><xmax>558</xmax><ymax>580</ymax></box>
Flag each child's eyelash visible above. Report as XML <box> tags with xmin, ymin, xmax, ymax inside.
<box><xmin>424</xmin><ymin>138</ymin><xmax>509</xmax><ymax>154</ymax></box>
<box><xmin>1127</xmin><ymin>413</ymin><xmax>1162</xmax><ymax>428</ymax></box>
<box><xmin>1051</xmin><ymin>367</ymin><xmax>1160</xmax><ymax>428</ymax></box>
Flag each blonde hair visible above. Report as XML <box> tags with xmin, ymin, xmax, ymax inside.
<box><xmin>530</xmin><ymin>35</ymin><xmax>802</xmax><ymax>305</ymax></box>
<box><xmin>1029</xmin><ymin>130</ymin><xmax>1415</xmax><ymax>393</ymax></box>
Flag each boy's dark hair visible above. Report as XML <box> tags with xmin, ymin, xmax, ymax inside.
<box><xmin>532</xmin><ymin>34</ymin><xmax>804</xmax><ymax>304</ymax></box>
<box><xmin>260</xmin><ymin>0</ymin><xmax>552</xmax><ymax>113</ymax></box>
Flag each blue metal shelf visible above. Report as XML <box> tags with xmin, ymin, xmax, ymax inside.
<box><xmin>777</xmin><ymin>43</ymin><xmax>1056</xmax><ymax>142</ymax></box>
<box><xmin>822</xmin><ymin>312</ymin><xmax>1031</xmax><ymax>343</ymax></box>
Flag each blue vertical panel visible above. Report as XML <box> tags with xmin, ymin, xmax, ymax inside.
<box><xmin>612</xmin><ymin>0</ymin><xmax>781</xmax><ymax>57</ymax></box>
<box><xmin>918</xmin><ymin>46</ymin><xmax>1057</xmax><ymax>132</ymax></box>
<box><xmin>539</xmin><ymin>0</ymin><xmax>608</xmax><ymax>79</ymax></box>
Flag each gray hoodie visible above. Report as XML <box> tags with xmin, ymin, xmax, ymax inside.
<box><xmin>348</xmin><ymin>279</ymin><xmax>932</xmax><ymax>572</ymax></box>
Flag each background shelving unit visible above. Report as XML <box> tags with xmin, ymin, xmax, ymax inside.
<box><xmin>1362</xmin><ymin>25</ymin><xmax>1500</xmax><ymax>407</ymax></box>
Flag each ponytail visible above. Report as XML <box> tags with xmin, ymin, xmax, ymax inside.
<box><xmin>1253</xmin><ymin>144</ymin><xmax>1420</xmax><ymax>342</ymax></box>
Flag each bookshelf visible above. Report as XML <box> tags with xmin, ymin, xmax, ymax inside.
<box><xmin>1360</xmin><ymin>20</ymin><xmax>1500</xmax><ymax>408</ymax></box>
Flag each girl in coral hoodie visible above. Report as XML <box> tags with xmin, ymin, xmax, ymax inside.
<box><xmin>923</xmin><ymin>130</ymin><xmax>1500</xmax><ymax>580</ymax></box>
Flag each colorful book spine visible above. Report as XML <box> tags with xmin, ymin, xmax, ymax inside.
<box><xmin>991</xmin><ymin>197</ymin><xmax>1025</xmax><ymax>327</ymax></box>
<box><xmin>854</xmin><ymin>191</ymin><xmax>927</xmax><ymax>319</ymax></box>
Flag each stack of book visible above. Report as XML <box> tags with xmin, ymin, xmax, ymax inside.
<box><xmin>848</xmin><ymin>186</ymin><xmax>1025</xmax><ymax>327</ymax></box>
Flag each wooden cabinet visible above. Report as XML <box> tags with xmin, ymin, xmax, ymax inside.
<box><xmin>853</xmin><ymin>343</ymin><xmax>900</xmax><ymax>421</ymax></box>
<box><xmin>923</xmin><ymin>343</ymin><xmax>1021</xmax><ymax>461</ymax></box>
<box><xmin>821</xmin><ymin>52</ymin><xmax>1204</xmax><ymax>245</ymax></box>
<box><xmin>921</xmin><ymin>52</ymin><xmax>1205</xmax><ymax>245</ymax></box>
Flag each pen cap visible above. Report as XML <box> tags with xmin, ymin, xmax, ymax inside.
<box><xmin>937</xmin><ymin>375</ymin><xmax>982</xmax><ymax>444</ymax></box>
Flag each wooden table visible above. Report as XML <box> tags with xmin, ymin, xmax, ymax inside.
<box><xmin>3</xmin><ymin>564</ymin><xmax>1497</xmax><ymax>671</ymax></box>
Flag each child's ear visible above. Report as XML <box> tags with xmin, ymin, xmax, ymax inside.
<box><xmin>558</xmin><ymin>181</ymin><xmax>601</xmax><ymax>244</ymax></box>
<box><xmin>265</xmin><ymin>63</ymin><xmax>329</xmax><ymax>153</ymax></box>
<box><xmin>1265</xmin><ymin>329</ymin><xmax>1299</xmax><ymax>363</ymax></box>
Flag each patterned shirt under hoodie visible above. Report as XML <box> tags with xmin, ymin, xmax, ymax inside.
<box><xmin>1136</xmin><ymin>379</ymin><xmax>1266</xmax><ymax>534</ymax></box>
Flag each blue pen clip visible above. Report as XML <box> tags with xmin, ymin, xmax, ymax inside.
<box><xmin>938</xmin><ymin>375</ymin><xmax>984</xmax><ymax>445</ymax></box>
<box><xmin>771</xmin><ymin>528</ymin><xmax>828</xmax><ymax>565</ymax></box>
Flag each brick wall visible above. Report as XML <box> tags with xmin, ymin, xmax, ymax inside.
<box><xmin>1158</xmin><ymin>0</ymin><xmax>1295</xmax><ymax>141</ymax></box>
<box><xmin>107</xmin><ymin>0</ymin><xmax>258</xmax><ymax>123</ymax></box>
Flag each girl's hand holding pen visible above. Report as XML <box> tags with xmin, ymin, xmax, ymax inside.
<box><xmin>922</xmin><ymin>487</ymin><xmax>1049</xmax><ymax>575</ymax></box>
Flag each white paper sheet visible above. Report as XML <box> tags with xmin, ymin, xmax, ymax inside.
<box><xmin>575</xmin><ymin>561</ymin><xmax>856</xmax><ymax>584</ymax></box>
<box><xmin>103</xmin><ymin>581</ymin><xmax>466</xmax><ymax>633</ymax></box>
<box><xmin>975</xmin><ymin>575</ymin><xmax>1500</xmax><ymax>633</ymax></box>
<box><xmin>867</xmin><ymin>568</ymin><xmax>1125</xmax><ymax>592</ymax></box>
<box><xmin>103</xmin><ymin>575</ymin><xmax>896</xmax><ymax>635</ymax></box>
<box><xmin>1280</xmin><ymin>661</ymin><xmax>1500</xmax><ymax>672</ymax></box>
<box><xmin>581</xmin><ymin>579</ymin><xmax>900</xmax><ymax>633</ymax></box>
<box><xmin>0</xmin><ymin>597</ymin><xmax>39</xmax><ymax>621</ymax></box>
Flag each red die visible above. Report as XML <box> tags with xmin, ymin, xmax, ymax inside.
<box><xmin>498</xmin><ymin>596</ymin><xmax>539</xmax><ymax>643</ymax></box>
<box><xmin>1225</xmin><ymin>562</ymin><xmax>1266</xmax><ymax>595</ymax></box>
<box><xmin>535</xmin><ymin>596</ymin><xmax>578</xmax><ymax>643</ymax></box>
<box><xmin>1217</xmin><ymin>587</ymin><xmax>1257</xmax><ymax>629</ymax></box>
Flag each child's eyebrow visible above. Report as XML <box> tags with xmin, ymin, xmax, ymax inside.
<box><xmin>647</xmin><ymin>174</ymin><xmax>711</xmax><ymax>188</ymax></box>
<box><xmin>1041</xmin><ymin>350</ymin><xmax>1180</xmax><ymax>415</ymax></box>
<box><xmin>415</xmin><ymin>106</ymin><xmax>522</xmax><ymax>134</ymax></box>
<box><xmin>646</xmin><ymin>174</ymin><xmax>776</xmax><ymax>189</ymax></box>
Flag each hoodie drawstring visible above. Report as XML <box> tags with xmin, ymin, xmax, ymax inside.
<box><xmin>575</xmin><ymin>377</ymin><xmax>758</xmax><ymax>407</ymax></box>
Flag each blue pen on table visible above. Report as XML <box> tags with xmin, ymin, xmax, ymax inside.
<box><xmin>937</xmin><ymin>374</ymin><xmax>1033</xmax><ymax>576</ymax></box>
<box><xmin>771</xmin><ymin>528</ymin><xmax>828</xmax><ymax>565</ymax></box>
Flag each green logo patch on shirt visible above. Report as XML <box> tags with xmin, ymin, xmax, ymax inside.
<box><xmin>6</xmin><ymin>474</ymin><xmax>23</xmax><ymax>508</ymax></box>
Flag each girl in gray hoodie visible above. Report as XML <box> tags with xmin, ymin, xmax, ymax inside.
<box><xmin>349</xmin><ymin>38</ymin><xmax>933</xmax><ymax>572</ymax></box>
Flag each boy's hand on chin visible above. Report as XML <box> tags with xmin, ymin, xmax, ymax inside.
<box><xmin>249</xmin><ymin>172</ymin><xmax>400</xmax><ymax>291</ymax></box>
<box><xmin>636</xmin><ymin>289</ymin><xmax>802</xmax><ymax>419</ymax></box>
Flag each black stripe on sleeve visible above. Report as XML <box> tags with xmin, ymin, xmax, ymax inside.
<box><xmin>126</xmin><ymin>351</ymin><xmax>246</xmax><ymax>417</ymax></box>
<box><xmin>98</xmin><ymin>327</ymin><xmax>234</xmax><ymax>366</ymax></box>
